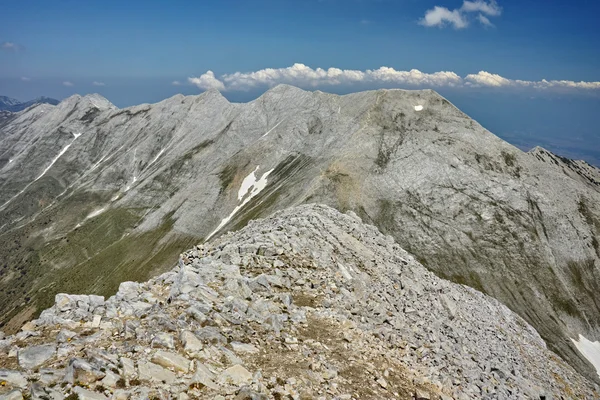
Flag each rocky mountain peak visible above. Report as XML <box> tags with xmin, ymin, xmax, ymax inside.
<box><xmin>0</xmin><ymin>85</ymin><xmax>599</xmax><ymax>388</ymax></box>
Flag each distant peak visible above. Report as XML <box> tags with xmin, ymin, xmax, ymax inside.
<box><xmin>59</xmin><ymin>93</ymin><xmax>116</xmax><ymax>110</ymax></box>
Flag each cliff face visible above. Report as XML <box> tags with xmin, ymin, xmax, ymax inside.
<box><xmin>0</xmin><ymin>204</ymin><xmax>597</xmax><ymax>399</ymax></box>
<box><xmin>0</xmin><ymin>85</ymin><xmax>599</xmax><ymax>381</ymax></box>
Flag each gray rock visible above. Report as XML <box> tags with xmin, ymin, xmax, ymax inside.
<box><xmin>137</xmin><ymin>360</ymin><xmax>176</xmax><ymax>384</ymax></box>
<box><xmin>151</xmin><ymin>350</ymin><xmax>190</xmax><ymax>372</ymax></box>
<box><xmin>0</xmin><ymin>390</ymin><xmax>22</xmax><ymax>400</ymax></box>
<box><xmin>72</xmin><ymin>386</ymin><xmax>109</xmax><ymax>400</ymax></box>
<box><xmin>219</xmin><ymin>364</ymin><xmax>253</xmax><ymax>386</ymax></box>
<box><xmin>64</xmin><ymin>358</ymin><xmax>106</xmax><ymax>385</ymax></box>
<box><xmin>0</xmin><ymin>370</ymin><xmax>27</xmax><ymax>388</ymax></box>
<box><xmin>17</xmin><ymin>344</ymin><xmax>56</xmax><ymax>370</ymax></box>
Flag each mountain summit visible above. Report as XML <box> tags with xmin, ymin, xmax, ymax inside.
<box><xmin>0</xmin><ymin>85</ymin><xmax>599</xmax><ymax>383</ymax></box>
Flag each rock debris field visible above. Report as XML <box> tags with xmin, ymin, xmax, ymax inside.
<box><xmin>0</xmin><ymin>205</ymin><xmax>598</xmax><ymax>399</ymax></box>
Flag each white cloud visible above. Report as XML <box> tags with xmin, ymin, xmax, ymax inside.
<box><xmin>421</xmin><ymin>0</ymin><xmax>501</xmax><ymax>29</ymax></box>
<box><xmin>187</xmin><ymin>64</ymin><xmax>600</xmax><ymax>93</ymax></box>
<box><xmin>92</xmin><ymin>81</ymin><xmax>105</xmax><ymax>86</ymax></box>
<box><xmin>21</xmin><ymin>77</ymin><xmax>31</xmax><ymax>82</ymax></box>
<box><xmin>461</xmin><ymin>0</ymin><xmax>502</xmax><ymax>16</ymax></box>
<box><xmin>63</xmin><ymin>81</ymin><xmax>74</xmax><ymax>87</ymax></box>
<box><xmin>465</xmin><ymin>71</ymin><xmax>511</xmax><ymax>87</ymax></box>
<box><xmin>188</xmin><ymin>71</ymin><xmax>225</xmax><ymax>91</ymax></box>
<box><xmin>476</xmin><ymin>14</ymin><xmax>494</xmax><ymax>27</ymax></box>
<box><xmin>465</xmin><ymin>71</ymin><xmax>600</xmax><ymax>90</ymax></box>
<box><xmin>172</xmin><ymin>80</ymin><xmax>182</xmax><ymax>86</ymax></box>
<box><xmin>419</xmin><ymin>6</ymin><xmax>468</xmax><ymax>29</ymax></box>
<box><xmin>1</xmin><ymin>41</ymin><xmax>23</xmax><ymax>52</ymax></box>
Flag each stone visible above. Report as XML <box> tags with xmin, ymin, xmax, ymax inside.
<box><xmin>181</xmin><ymin>331</ymin><xmax>203</xmax><ymax>353</ymax></box>
<box><xmin>100</xmin><ymin>370</ymin><xmax>121</xmax><ymax>388</ymax></box>
<box><xmin>73</xmin><ymin>386</ymin><xmax>109</xmax><ymax>400</ymax></box>
<box><xmin>56</xmin><ymin>329</ymin><xmax>77</xmax><ymax>343</ymax></box>
<box><xmin>137</xmin><ymin>360</ymin><xmax>176</xmax><ymax>384</ymax></box>
<box><xmin>0</xmin><ymin>370</ymin><xmax>27</xmax><ymax>388</ymax></box>
<box><xmin>191</xmin><ymin>362</ymin><xmax>219</xmax><ymax>390</ymax></box>
<box><xmin>17</xmin><ymin>344</ymin><xmax>56</xmax><ymax>370</ymax></box>
<box><xmin>151</xmin><ymin>332</ymin><xmax>175</xmax><ymax>349</ymax></box>
<box><xmin>219</xmin><ymin>364</ymin><xmax>253</xmax><ymax>386</ymax></box>
<box><xmin>64</xmin><ymin>358</ymin><xmax>106</xmax><ymax>385</ymax></box>
<box><xmin>151</xmin><ymin>350</ymin><xmax>190</xmax><ymax>372</ymax></box>
<box><xmin>120</xmin><ymin>357</ymin><xmax>136</xmax><ymax>377</ymax></box>
<box><xmin>0</xmin><ymin>390</ymin><xmax>22</xmax><ymax>400</ymax></box>
<box><xmin>415</xmin><ymin>389</ymin><xmax>431</xmax><ymax>400</ymax></box>
<box><xmin>231</xmin><ymin>342</ymin><xmax>259</xmax><ymax>354</ymax></box>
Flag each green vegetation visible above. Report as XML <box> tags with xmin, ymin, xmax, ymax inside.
<box><xmin>0</xmin><ymin>191</ymin><xmax>197</xmax><ymax>331</ymax></box>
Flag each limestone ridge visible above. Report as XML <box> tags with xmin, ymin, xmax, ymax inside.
<box><xmin>0</xmin><ymin>205</ymin><xmax>598</xmax><ymax>399</ymax></box>
<box><xmin>0</xmin><ymin>85</ymin><xmax>599</xmax><ymax>383</ymax></box>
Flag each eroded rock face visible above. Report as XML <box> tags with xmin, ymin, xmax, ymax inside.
<box><xmin>0</xmin><ymin>205</ymin><xmax>597</xmax><ymax>399</ymax></box>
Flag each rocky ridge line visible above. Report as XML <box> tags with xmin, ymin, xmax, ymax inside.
<box><xmin>0</xmin><ymin>204</ymin><xmax>598</xmax><ymax>399</ymax></box>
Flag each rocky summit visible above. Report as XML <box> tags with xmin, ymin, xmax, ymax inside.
<box><xmin>0</xmin><ymin>204</ymin><xmax>598</xmax><ymax>399</ymax></box>
<box><xmin>0</xmin><ymin>85</ymin><xmax>599</xmax><ymax>386</ymax></box>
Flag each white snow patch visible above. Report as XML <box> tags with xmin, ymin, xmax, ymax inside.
<box><xmin>111</xmin><ymin>194</ymin><xmax>120</xmax><ymax>202</ymax></box>
<box><xmin>572</xmin><ymin>334</ymin><xmax>600</xmax><ymax>378</ymax></box>
<box><xmin>0</xmin><ymin>134</ymin><xmax>82</xmax><ymax>210</ymax></box>
<box><xmin>207</xmin><ymin>166</ymin><xmax>275</xmax><ymax>240</ymax></box>
<box><xmin>262</xmin><ymin>120</ymin><xmax>284</xmax><ymax>138</ymax></box>
<box><xmin>72</xmin><ymin>132</ymin><xmax>82</xmax><ymax>139</ymax></box>
<box><xmin>8</xmin><ymin>159</ymin><xmax>12</xmax><ymax>164</ymax></box>
<box><xmin>124</xmin><ymin>149</ymin><xmax>138</xmax><ymax>192</ymax></box>
<box><xmin>238</xmin><ymin>166</ymin><xmax>260</xmax><ymax>201</ymax></box>
<box><xmin>414</xmin><ymin>105</ymin><xmax>424</xmax><ymax>111</ymax></box>
<box><xmin>147</xmin><ymin>148</ymin><xmax>166</xmax><ymax>167</ymax></box>
<box><xmin>85</xmin><ymin>208</ymin><xmax>106</xmax><ymax>220</ymax></box>
<box><xmin>338</xmin><ymin>106</ymin><xmax>341</xmax><ymax>114</ymax></box>
<box><xmin>35</xmin><ymin>143</ymin><xmax>74</xmax><ymax>181</ymax></box>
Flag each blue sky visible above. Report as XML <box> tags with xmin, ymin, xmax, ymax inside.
<box><xmin>1</xmin><ymin>0</ymin><xmax>599</xmax><ymax>164</ymax></box>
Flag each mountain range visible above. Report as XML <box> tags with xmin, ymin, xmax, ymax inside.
<box><xmin>0</xmin><ymin>95</ymin><xmax>60</xmax><ymax>113</ymax></box>
<box><xmin>0</xmin><ymin>85</ymin><xmax>599</xmax><ymax>385</ymax></box>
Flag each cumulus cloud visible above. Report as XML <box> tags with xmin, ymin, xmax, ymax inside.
<box><xmin>420</xmin><ymin>0</ymin><xmax>501</xmax><ymax>29</ymax></box>
<box><xmin>1</xmin><ymin>41</ymin><xmax>23</xmax><ymax>52</ymax></box>
<box><xmin>461</xmin><ymin>0</ymin><xmax>502</xmax><ymax>16</ymax></box>
<box><xmin>188</xmin><ymin>71</ymin><xmax>225</xmax><ymax>91</ymax></box>
<box><xmin>92</xmin><ymin>81</ymin><xmax>105</xmax><ymax>86</ymax></box>
<box><xmin>186</xmin><ymin>64</ymin><xmax>600</xmax><ymax>93</ymax></box>
<box><xmin>63</xmin><ymin>81</ymin><xmax>74</xmax><ymax>87</ymax></box>
<box><xmin>172</xmin><ymin>80</ymin><xmax>182</xmax><ymax>86</ymax></box>
<box><xmin>476</xmin><ymin>14</ymin><xmax>494</xmax><ymax>27</ymax></box>
<box><xmin>465</xmin><ymin>71</ymin><xmax>600</xmax><ymax>90</ymax></box>
<box><xmin>419</xmin><ymin>7</ymin><xmax>468</xmax><ymax>29</ymax></box>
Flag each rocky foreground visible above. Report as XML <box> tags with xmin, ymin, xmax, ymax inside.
<box><xmin>0</xmin><ymin>205</ymin><xmax>598</xmax><ymax>399</ymax></box>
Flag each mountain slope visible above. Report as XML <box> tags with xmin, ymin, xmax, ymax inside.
<box><xmin>0</xmin><ymin>86</ymin><xmax>599</xmax><ymax>383</ymax></box>
<box><xmin>0</xmin><ymin>204</ymin><xmax>597</xmax><ymax>399</ymax></box>
<box><xmin>0</xmin><ymin>95</ymin><xmax>60</xmax><ymax>112</ymax></box>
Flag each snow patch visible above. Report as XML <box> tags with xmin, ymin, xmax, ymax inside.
<box><xmin>35</xmin><ymin>143</ymin><xmax>74</xmax><ymax>181</ymax></box>
<box><xmin>414</xmin><ymin>105</ymin><xmax>424</xmax><ymax>111</ymax></box>
<box><xmin>8</xmin><ymin>159</ymin><xmax>12</xmax><ymax>164</ymax></box>
<box><xmin>571</xmin><ymin>334</ymin><xmax>600</xmax><ymax>378</ymax></box>
<box><xmin>147</xmin><ymin>148</ymin><xmax>166</xmax><ymax>168</ymax></box>
<box><xmin>85</xmin><ymin>208</ymin><xmax>106</xmax><ymax>220</ymax></box>
<box><xmin>238</xmin><ymin>166</ymin><xmax>260</xmax><ymax>201</ymax></box>
<box><xmin>207</xmin><ymin>166</ymin><xmax>275</xmax><ymax>240</ymax></box>
<box><xmin>262</xmin><ymin>120</ymin><xmax>284</xmax><ymax>138</ymax></box>
<box><xmin>72</xmin><ymin>132</ymin><xmax>82</xmax><ymax>139</ymax></box>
